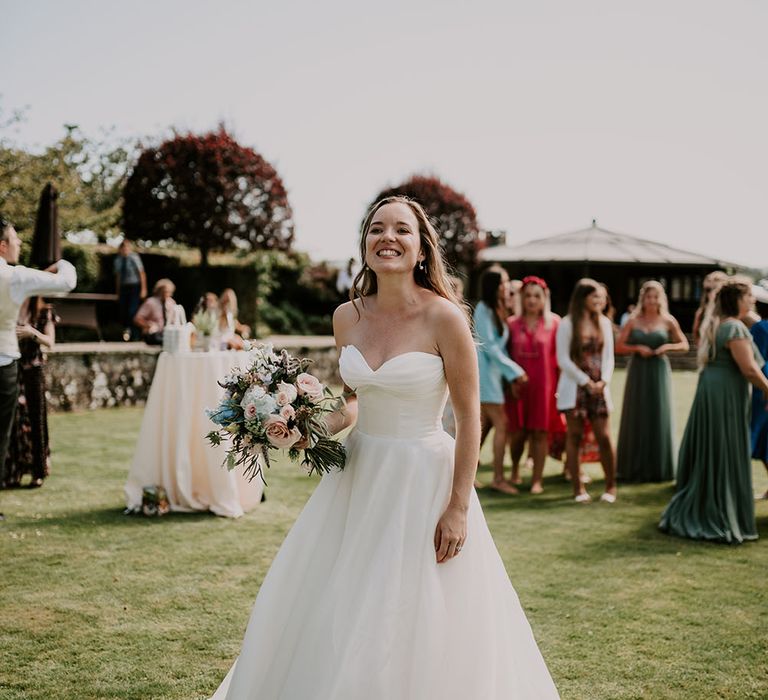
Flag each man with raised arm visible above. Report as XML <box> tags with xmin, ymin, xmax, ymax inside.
<box><xmin>0</xmin><ymin>216</ymin><xmax>77</xmax><ymax>511</ymax></box>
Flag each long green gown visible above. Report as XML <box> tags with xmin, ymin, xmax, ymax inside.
<box><xmin>659</xmin><ymin>320</ymin><xmax>765</xmax><ymax>544</ymax></box>
<box><xmin>617</xmin><ymin>328</ymin><xmax>675</xmax><ymax>482</ymax></box>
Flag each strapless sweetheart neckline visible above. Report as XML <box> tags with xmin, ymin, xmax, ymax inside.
<box><xmin>342</xmin><ymin>344</ymin><xmax>443</xmax><ymax>373</ymax></box>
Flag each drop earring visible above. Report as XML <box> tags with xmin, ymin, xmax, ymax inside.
<box><xmin>418</xmin><ymin>260</ymin><xmax>425</xmax><ymax>272</ymax></box>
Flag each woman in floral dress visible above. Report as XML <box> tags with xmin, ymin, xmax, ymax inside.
<box><xmin>3</xmin><ymin>297</ymin><xmax>57</xmax><ymax>488</ymax></box>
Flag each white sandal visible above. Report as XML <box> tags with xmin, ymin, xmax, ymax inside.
<box><xmin>574</xmin><ymin>492</ymin><xmax>592</xmax><ymax>504</ymax></box>
<box><xmin>600</xmin><ymin>492</ymin><xmax>617</xmax><ymax>504</ymax></box>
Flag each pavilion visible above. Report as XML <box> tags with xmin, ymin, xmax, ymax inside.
<box><xmin>476</xmin><ymin>220</ymin><xmax>743</xmax><ymax>330</ymax></box>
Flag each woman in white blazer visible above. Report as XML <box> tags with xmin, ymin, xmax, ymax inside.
<box><xmin>556</xmin><ymin>279</ymin><xmax>617</xmax><ymax>503</ymax></box>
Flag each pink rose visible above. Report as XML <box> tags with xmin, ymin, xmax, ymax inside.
<box><xmin>244</xmin><ymin>403</ymin><xmax>258</xmax><ymax>420</ymax></box>
<box><xmin>275</xmin><ymin>381</ymin><xmax>298</xmax><ymax>407</ymax></box>
<box><xmin>280</xmin><ymin>404</ymin><xmax>296</xmax><ymax>421</ymax></box>
<box><xmin>295</xmin><ymin>372</ymin><xmax>324</xmax><ymax>403</ymax></box>
<box><xmin>264</xmin><ymin>415</ymin><xmax>302</xmax><ymax>448</ymax></box>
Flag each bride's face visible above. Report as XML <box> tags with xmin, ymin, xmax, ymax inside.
<box><xmin>365</xmin><ymin>202</ymin><xmax>423</xmax><ymax>276</ymax></box>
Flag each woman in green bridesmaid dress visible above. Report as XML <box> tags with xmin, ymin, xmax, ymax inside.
<box><xmin>660</xmin><ymin>279</ymin><xmax>768</xmax><ymax>544</ymax></box>
<box><xmin>616</xmin><ymin>281</ymin><xmax>689</xmax><ymax>482</ymax></box>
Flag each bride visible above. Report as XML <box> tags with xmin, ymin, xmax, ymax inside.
<box><xmin>209</xmin><ymin>196</ymin><xmax>559</xmax><ymax>699</ymax></box>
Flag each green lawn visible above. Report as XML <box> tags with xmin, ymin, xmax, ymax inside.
<box><xmin>1</xmin><ymin>370</ymin><xmax>767</xmax><ymax>700</ymax></box>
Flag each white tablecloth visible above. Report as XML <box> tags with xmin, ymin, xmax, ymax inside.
<box><xmin>124</xmin><ymin>351</ymin><xmax>264</xmax><ymax>518</ymax></box>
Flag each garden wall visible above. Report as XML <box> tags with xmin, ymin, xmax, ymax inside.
<box><xmin>44</xmin><ymin>337</ymin><xmax>341</xmax><ymax>412</ymax></box>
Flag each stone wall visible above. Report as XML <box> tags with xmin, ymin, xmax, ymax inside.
<box><xmin>43</xmin><ymin>337</ymin><xmax>699</xmax><ymax>412</ymax></box>
<box><xmin>45</xmin><ymin>343</ymin><xmax>161</xmax><ymax>411</ymax></box>
<box><xmin>44</xmin><ymin>337</ymin><xmax>341</xmax><ymax>412</ymax></box>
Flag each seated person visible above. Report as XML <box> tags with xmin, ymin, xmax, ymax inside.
<box><xmin>134</xmin><ymin>279</ymin><xmax>177</xmax><ymax>345</ymax></box>
<box><xmin>219</xmin><ymin>288</ymin><xmax>251</xmax><ymax>350</ymax></box>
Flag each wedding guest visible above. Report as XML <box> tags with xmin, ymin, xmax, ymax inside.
<box><xmin>506</xmin><ymin>279</ymin><xmax>523</xmax><ymax>318</ymax></box>
<box><xmin>660</xmin><ymin>278</ymin><xmax>768</xmax><ymax>543</ymax></box>
<box><xmin>505</xmin><ymin>276</ymin><xmax>562</xmax><ymax>494</ymax></box>
<box><xmin>598</xmin><ymin>283</ymin><xmax>616</xmax><ymax>324</ymax></box>
<box><xmin>750</xmin><ymin>298</ymin><xmax>768</xmax><ymax>499</ymax></box>
<box><xmin>0</xmin><ymin>216</ymin><xmax>76</xmax><ymax>498</ymax></box>
<box><xmin>619</xmin><ymin>304</ymin><xmax>635</xmax><ymax>328</ymax></box>
<box><xmin>692</xmin><ymin>270</ymin><xmax>727</xmax><ymax>342</ymax></box>
<box><xmin>474</xmin><ymin>266</ymin><xmax>526</xmax><ymax>494</ymax></box>
<box><xmin>615</xmin><ymin>281</ymin><xmax>688</xmax><ymax>482</ymax></box>
<box><xmin>556</xmin><ymin>278</ymin><xmax>617</xmax><ymax>503</ymax></box>
<box><xmin>4</xmin><ymin>297</ymin><xmax>58</xmax><ymax>487</ymax></box>
<box><xmin>218</xmin><ymin>288</ymin><xmax>251</xmax><ymax>350</ymax></box>
<box><xmin>503</xmin><ymin>278</ymin><xmax>528</xmax><ymax>481</ymax></box>
<box><xmin>203</xmin><ymin>291</ymin><xmax>218</xmax><ymax>311</ymax></box>
<box><xmin>572</xmin><ymin>282</ymin><xmax>616</xmax><ymax>482</ymax></box>
<box><xmin>133</xmin><ymin>278</ymin><xmax>177</xmax><ymax>345</ymax></box>
<box><xmin>114</xmin><ymin>239</ymin><xmax>146</xmax><ymax>341</ymax></box>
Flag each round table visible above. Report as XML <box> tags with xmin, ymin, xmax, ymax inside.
<box><xmin>124</xmin><ymin>351</ymin><xmax>264</xmax><ymax>517</ymax></box>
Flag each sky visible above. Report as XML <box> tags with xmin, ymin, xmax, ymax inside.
<box><xmin>2</xmin><ymin>0</ymin><xmax>767</xmax><ymax>266</ymax></box>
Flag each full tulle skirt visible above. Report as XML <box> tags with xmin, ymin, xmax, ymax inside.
<box><xmin>210</xmin><ymin>428</ymin><xmax>559</xmax><ymax>699</ymax></box>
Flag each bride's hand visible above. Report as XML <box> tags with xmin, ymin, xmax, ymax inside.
<box><xmin>293</xmin><ymin>435</ymin><xmax>310</xmax><ymax>450</ymax></box>
<box><xmin>434</xmin><ymin>504</ymin><xmax>467</xmax><ymax>563</ymax></box>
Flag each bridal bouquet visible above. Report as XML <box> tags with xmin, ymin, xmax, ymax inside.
<box><xmin>205</xmin><ymin>343</ymin><xmax>346</xmax><ymax>481</ymax></box>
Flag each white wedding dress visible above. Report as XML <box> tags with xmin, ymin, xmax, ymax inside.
<box><xmin>210</xmin><ymin>345</ymin><xmax>559</xmax><ymax>699</ymax></box>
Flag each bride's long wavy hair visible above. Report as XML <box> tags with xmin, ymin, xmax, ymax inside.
<box><xmin>350</xmin><ymin>196</ymin><xmax>469</xmax><ymax>322</ymax></box>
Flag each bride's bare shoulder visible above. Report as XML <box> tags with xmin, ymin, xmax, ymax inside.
<box><xmin>424</xmin><ymin>294</ymin><xmax>468</xmax><ymax>324</ymax></box>
<box><xmin>334</xmin><ymin>299</ymin><xmax>366</xmax><ymax>321</ymax></box>
<box><xmin>333</xmin><ymin>300</ymin><xmax>365</xmax><ymax>340</ymax></box>
<box><xmin>423</xmin><ymin>294</ymin><xmax>471</xmax><ymax>344</ymax></box>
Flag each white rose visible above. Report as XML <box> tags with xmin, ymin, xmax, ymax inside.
<box><xmin>275</xmin><ymin>381</ymin><xmax>298</xmax><ymax>406</ymax></box>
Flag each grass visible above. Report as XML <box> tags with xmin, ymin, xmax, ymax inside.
<box><xmin>1</xmin><ymin>370</ymin><xmax>767</xmax><ymax>699</ymax></box>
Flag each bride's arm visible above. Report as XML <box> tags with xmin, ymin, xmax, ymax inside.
<box><xmin>324</xmin><ymin>302</ymin><xmax>359</xmax><ymax>436</ymax></box>
<box><xmin>434</xmin><ymin>300</ymin><xmax>481</xmax><ymax>563</ymax></box>
<box><xmin>324</xmin><ymin>387</ymin><xmax>358</xmax><ymax>436</ymax></box>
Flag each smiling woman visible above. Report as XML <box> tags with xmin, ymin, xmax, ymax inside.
<box><xmin>348</xmin><ymin>195</ymin><xmax>463</xmax><ymax>314</ymax></box>
<box><xmin>206</xmin><ymin>195</ymin><xmax>560</xmax><ymax>699</ymax></box>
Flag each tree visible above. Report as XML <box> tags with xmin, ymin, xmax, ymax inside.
<box><xmin>0</xmin><ymin>101</ymin><xmax>131</xmax><ymax>240</ymax></box>
<box><xmin>370</xmin><ymin>174</ymin><xmax>480</xmax><ymax>272</ymax></box>
<box><xmin>122</xmin><ymin>128</ymin><xmax>294</xmax><ymax>267</ymax></box>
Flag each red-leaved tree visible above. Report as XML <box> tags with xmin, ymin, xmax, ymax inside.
<box><xmin>370</xmin><ymin>175</ymin><xmax>479</xmax><ymax>272</ymax></box>
<box><xmin>122</xmin><ymin>128</ymin><xmax>293</xmax><ymax>266</ymax></box>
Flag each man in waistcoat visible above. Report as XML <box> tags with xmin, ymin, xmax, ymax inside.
<box><xmin>0</xmin><ymin>216</ymin><xmax>77</xmax><ymax>512</ymax></box>
<box><xmin>114</xmin><ymin>239</ymin><xmax>146</xmax><ymax>341</ymax></box>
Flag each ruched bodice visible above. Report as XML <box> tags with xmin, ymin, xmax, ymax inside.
<box><xmin>339</xmin><ymin>345</ymin><xmax>448</xmax><ymax>439</ymax></box>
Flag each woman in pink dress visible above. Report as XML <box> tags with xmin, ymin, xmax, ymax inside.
<box><xmin>505</xmin><ymin>277</ymin><xmax>563</xmax><ymax>494</ymax></box>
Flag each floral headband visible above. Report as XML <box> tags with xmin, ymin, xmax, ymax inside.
<box><xmin>522</xmin><ymin>275</ymin><xmax>548</xmax><ymax>290</ymax></box>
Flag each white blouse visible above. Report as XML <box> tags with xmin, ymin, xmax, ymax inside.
<box><xmin>555</xmin><ymin>314</ymin><xmax>614</xmax><ymax>412</ymax></box>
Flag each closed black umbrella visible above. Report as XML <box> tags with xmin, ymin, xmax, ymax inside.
<box><xmin>30</xmin><ymin>182</ymin><xmax>62</xmax><ymax>269</ymax></box>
